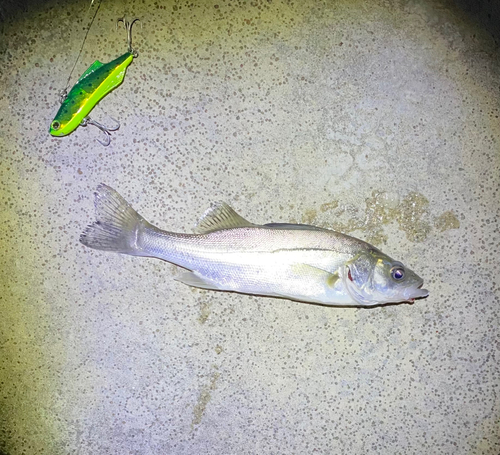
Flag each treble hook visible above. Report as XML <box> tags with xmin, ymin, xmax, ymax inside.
<box><xmin>117</xmin><ymin>17</ymin><xmax>141</xmax><ymax>57</ymax></box>
<box><xmin>80</xmin><ymin>117</ymin><xmax>120</xmax><ymax>146</ymax></box>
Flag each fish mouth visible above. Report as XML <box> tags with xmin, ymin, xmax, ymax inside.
<box><xmin>406</xmin><ymin>283</ymin><xmax>429</xmax><ymax>303</ymax></box>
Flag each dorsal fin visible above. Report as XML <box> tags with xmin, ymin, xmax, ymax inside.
<box><xmin>194</xmin><ymin>202</ymin><xmax>255</xmax><ymax>234</ymax></box>
<box><xmin>77</xmin><ymin>60</ymin><xmax>104</xmax><ymax>83</ymax></box>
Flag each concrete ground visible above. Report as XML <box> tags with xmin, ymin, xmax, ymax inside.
<box><xmin>1</xmin><ymin>0</ymin><xmax>499</xmax><ymax>453</ymax></box>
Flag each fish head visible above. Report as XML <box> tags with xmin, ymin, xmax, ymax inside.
<box><xmin>49</xmin><ymin>117</ymin><xmax>69</xmax><ymax>136</ymax></box>
<box><xmin>50</xmin><ymin>102</ymin><xmax>76</xmax><ymax>137</ymax></box>
<box><xmin>344</xmin><ymin>249</ymin><xmax>428</xmax><ymax>306</ymax></box>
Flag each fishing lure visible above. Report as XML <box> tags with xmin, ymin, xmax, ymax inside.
<box><xmin>49</xmin><ymin>17</ymin><xmax>140</xmax><ymax>145</ymax></box>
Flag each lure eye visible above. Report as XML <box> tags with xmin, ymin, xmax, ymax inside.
<box><xmin>391</xmin><ymin>267</ymin><xmax>405</xmax><ymax>281</ymax></box>
<box><xmin>51</xmin><ymin>121</ymin><xmax>61</xmax><ymax>131</ymax></box>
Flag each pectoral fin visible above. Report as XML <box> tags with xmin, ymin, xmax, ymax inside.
<box><xmin>291</xmin><ymin>263</ymin><xmax>340</xmax><ymax>287</ymax></box>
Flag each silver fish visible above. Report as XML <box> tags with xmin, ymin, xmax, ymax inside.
<box><xmin>80</xmin><ymin>184</ymin><xmax>429</xmax><ymax>306</ymax></box>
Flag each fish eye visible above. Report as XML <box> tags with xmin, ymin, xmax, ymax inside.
<box><xmin>51</xmin><ymin>121</ymin><xmax>60</xmax><ymax>130</ymax></box>
<box><xmin>391</xmin><ymin>267</ymin><xmax>405</xmax><ymax>281</ymax></box>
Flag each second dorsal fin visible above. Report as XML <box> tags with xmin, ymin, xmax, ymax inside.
<box><xmin>194</xmin><ymin>202</ymin><xmax>255</xmax><ymax>234</ymax></box>
<box><xmin>77</xmin><ymin>60</ymin><xmax>104</xmax><ymax>83</ymax></box>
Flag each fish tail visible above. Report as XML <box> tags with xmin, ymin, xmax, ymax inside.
<box><xmin>80</xmin><ymin>184</ymin><xmax>149</xmax><ymax>255</ymax></box>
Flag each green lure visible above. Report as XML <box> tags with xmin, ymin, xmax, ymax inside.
<box><xmin>50</xmin><ymin>18</ymin><xmax>139</xmax><ymax>144</ymax></box>
<box><xmin>50</xmin><ymin>53</ymin><xmax>133</xmax><ymax>137</ymax></box>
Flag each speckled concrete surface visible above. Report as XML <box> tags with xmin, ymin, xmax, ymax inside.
<box><xmin>1</xmin><ymin>0</ymin><xmax>499</xmax><ymax>453</ymax></box>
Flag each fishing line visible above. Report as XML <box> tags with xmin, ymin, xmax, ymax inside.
<box><xmin>61</xmin><ymin>0</ymin><xmax>102</xmax><ymax>97</ymax></box>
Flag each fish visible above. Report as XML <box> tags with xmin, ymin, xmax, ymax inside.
<box><xmin>79</xmin><ymin>184</ymin><xmax>429</xmax><ymax>307</ymax></box>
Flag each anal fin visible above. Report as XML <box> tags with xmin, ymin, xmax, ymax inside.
<box><xmin>175</xmin><ymin>271</ymin><xmax>221</xmax><ymax>291</ymax></box>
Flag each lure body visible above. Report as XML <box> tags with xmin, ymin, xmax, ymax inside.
<box><xmin>50</xmin><ymin>52</ymin><xmax>133</xmax><ymax>137</ymax></box>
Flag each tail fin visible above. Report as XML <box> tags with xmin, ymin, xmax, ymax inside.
<box><xmin>80</xmin><ymin>184</ymin><xmax>149</xmax><ymax>255</ymax></box>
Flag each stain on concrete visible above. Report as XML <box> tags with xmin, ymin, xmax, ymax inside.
<box><xmin>301</xmin><ymin>208</ymin><xmax>317</xmax><ymax>225</ymax></box>
<box><xmin>197</xmin><ymin>300</ymin><xmax>211</xmax><ymax>324</ymax></box>
<box><xmin>320</xmin><ymin>200</ymin><xmax>339</xmax><ymax>213</ymax></box>
<box><xmin>394</xmin><ymin>192</ymin><xmax>432</xmax><ymax>242</ymax></box>
<box><xmin>434</xmin><ymin>210</ymin><xmax>460</xmax><ymax>232</ymax></box>
<box><xmin>308</xmin><ymin>190</ymin><xmax>436</xmax><ymax>245</ymax></box>
<box><xmin>308</xmin><ymin>190</ymin><xmax>461</xmax><ymax>246</ymax></box>
<box><xmin>191</xmin><ymin>369</ymin><xmax>220</xmax><ymax>428</ymax></box>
